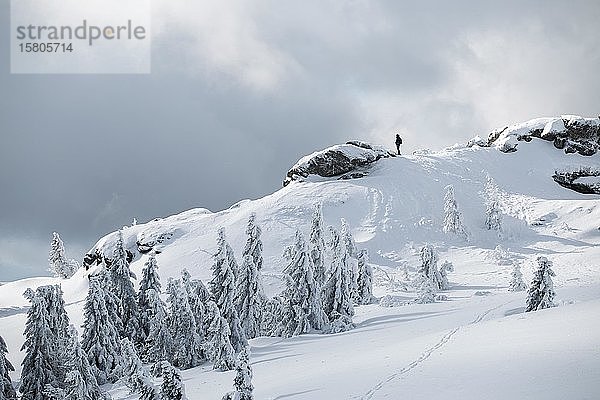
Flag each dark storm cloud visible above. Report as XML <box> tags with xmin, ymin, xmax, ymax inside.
<box><xmin>1</xmin><ymin>0</ymin><xmax>599</xmax><ymax>279</ymax></box>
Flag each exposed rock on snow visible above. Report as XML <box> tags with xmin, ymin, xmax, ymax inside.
<box><xmin>553</xmin><ymin>167</ymin><xmax>600</xmax><ymax>194</ymax></box>
<box><xmin>283</xmin><ymin>141</ymin><xmax>395</xmax><ymax>186</ymax></box>
<box><xmin>470</xmin><ymin>115</ymin><xmax>600</xmax><ymax>156</ymax></box>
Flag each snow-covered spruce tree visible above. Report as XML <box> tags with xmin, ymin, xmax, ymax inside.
<box><xmin>99</xmin><ymin>272</ymin><xmax>124</xmax><ymax>338</ymax></box>
<box><xmin>260</xmin><ymin>296</ymin><xmax>286</xmax><ymax>337</ymax></box>
<box><xmin>322</xmin><ymin>226</ymin><xmax>354</xmax><ymax>332</ymax></box>
<box><xmin>138</xmin><ymin>254</ymin><xmax>162</xmax><ymax>345</ymax></box>
<box><xmin>41</xmin><ymin>385</ymin><xmax>65</xmax><ymax>400</ymax></box>
<box><xmin>205</xmin><ymin>301</ymin><xmax>235</xmax><ymax>371</ymax></box>
<box><xmin>49</xmin><ymin>232</ymin><xmax>77</xmax><ymax>279</ymax></box>
<box><xmin>235</xmin><ymin>255</ymin><xmax>266</xmax><ymax>339</ymax></box>
<box><xmin>415</xmin><ymin>273</ymin><xmax>436</xmax><ymax>304</ymax></box>
<box><xmin>146</xmin><ymin>288</ymin><xmax>173</xmax><ymax>365</ymax></box>
<box><xmin>209</xmin><ymin>228</ymin><xmax>247</xmax><ymax>352</ymax></box>
<box><xmin>181</xmin><ymin>269</ymin><xmax>207</xmax><ymax>338</ymax></box>
<box><xmin>62</xmin><ymin>325</ymin><xmax>102</xmax><ymax>400</ymax></box>
<box><xmin>484</xmin><ymin>176</ymin><xmax>503</xmax><ymax>232</ymax></box>
<box><xmin>20</xmin><ymin>287</ymin><xmax>63</xmax><ymax>400</ymax></box>
<box><xmin>243</xmin><ymin>213</ymin><xmax>264</xmax><ymax>271</ymax></box>
<box><xmin>160</xmin><ymin>362</ymin><xmax>186</xmax><ymax>400</ymax></box>
<box><xmin>340</xmin><ymin>218</ymin><xmax>357</xmax><ymax>258</ymax></box>
<box><xmin>340</xmin><ymin>218</ymin><xmax>360</xmax><ymax>302</ymax></box>
<box><xmin>121</xmin><ymin>338</ymin><xmax>148</xmax><ymax>393</ymax></box>
<box><xmin>47</xmin><ymin>285</ymin><xmax>70</xmax><ymax>356</ymax></box>
<box><xmin>356</xmin><ymin>250</ymin><xmax>374</xmax><ymax>305</ymax></box>
<box><xmin>281</xmin><ymin>230</ymin><xmax>327</xmax><ymax>337</ymax></box>
<box><xmin>508</xmin><ymin>263</ymin><xmax>527</xmax><ymax>292</ymax></box>
<box><xmin>81</xmin><ymin>276</ymin><xmax>122</xmax><ymax>385</ymax></box>
<box><xmin>442</xmin><ymin>185</ymin><xmax>468</xmax><ymax>238</ymax></box>
<box><xmin>525</xmin><ymin>256</ymin><xmax>556</xmax><ymax>312</ymax></box>
<box><xmin>222</xmin><ymin>347</ymin><xmax>253</xmax><ymax>400</ymax></box>
<box><xmin>418</xmin><ymin>244</ymin><xmax>443</xmax><ymax>291</ymax></box>
<box><xmin>309</xmin><ymin>203</ymin><xmax>327</xmax><ymax>288</ymax></box>
<box><xmin>109</xmin><ymin>230</ymin><xmax>140</xmax><ymax>341</ymax></box>
<box><xmin>0</xmin><ymin>335</ymin><xmax>16</xmax><ymax>400</ymax></box>
<box><xmin>438</xmin><ymin>261</ymin><xmax>454</xmax><ymax>291</ymax></box>
<box><xmin>139</xmin><ymin>378</ymin><xmax>160</xmax><ymax>400</ymax></box>
<box><xmin>169</xmin><ymin>285</ymin><xmax>203</xmax><ymax>370</ymax></box>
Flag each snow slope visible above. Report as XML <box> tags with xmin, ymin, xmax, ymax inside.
<box><xmin>1</xmin><ymin>117</ymin><xmax>599</xmax><ymax>399</ymax></box>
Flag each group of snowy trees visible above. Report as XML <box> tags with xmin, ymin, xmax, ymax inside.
<box><xmin>19</xmin><ymin>232</ymin><xmax>188</xmax><ymax>400</ymax></box>
<box><xmin>442</xmin><ymin>176</ymin><xmax>504</xmax><ymax>239</ymax></box>
<box><xmin>265</xmin><ymin>207</ymin><xmax>374</xmax><ymax>336</ymax></box>
<box><xmin>413</xmin><ymin>244</ymin><xmax>454</xmax><ymax>304</ymax></box>
<box><xmin>15</xmin><ymin>205</ymin><xmax>376</xmax><ymax>399</ymax></box>
<box><xmin>19</xmin><ymin>284</ymin><xmax>105</xmax><ymax>400</ymax></box>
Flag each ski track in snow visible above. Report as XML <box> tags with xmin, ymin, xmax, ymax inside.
<box><xmin>359</xmin><ymin>300</ymin><xmax>513</xmax><ymax>400</ymax></box>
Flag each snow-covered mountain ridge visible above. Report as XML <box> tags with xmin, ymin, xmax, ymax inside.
<box><xmin>79</xmin><ymin>115</ymin><xmax>600</xmax><ymax>294</ymax></box>
<box><xmin>1</xmin><ymin>115</ymin><xmax>599</xmax><ymax>399</ymax></box>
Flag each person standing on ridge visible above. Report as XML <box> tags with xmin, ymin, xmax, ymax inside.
<box><xmin>395</xmin><ymin>134</ymin><xmax>403</xmax><ymax>155</ymax></box>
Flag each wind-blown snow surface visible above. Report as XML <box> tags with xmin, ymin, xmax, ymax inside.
<box><xmin>1</xmin><ymin>136</ymin><xmax>599</xmax><ymax>399</ymax></box>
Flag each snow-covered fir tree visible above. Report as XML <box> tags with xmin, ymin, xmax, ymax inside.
<box><xmin>181</xmin><ymin>269</ymin><xmax>209</xmax><ymax>338</ymax></box>
<box><xmin>45</xmin><ymin>285</ymin><xmax>70</xmax><ymax>371</ymax></box>
<box><xmin>121</xmin><ymin>338</ymin><xmax>148</xmax><ymax>393</ymax></box>
<box><xmin>146</xmin><ymin>288</ymin><xmax>173</xmax><ymax>365</ymax></box>
<box><xmin>139</xmin><ymin>378</ymin><xmax>160</xmax><ymax>400</ymax></box>
<box><xmin>340</xmin><ymin>218</ymin><xmax>357</xmax><ymax>258</ymax></box>
<box><xmin>418</xmin><ymin>244</ymin><xmax>443</xmax><ymax>291</ymax></box>
<box><xmin>309</xmin><ymin>203</ymin><xmax>327</xmax><ymax>288</ymax></box>
<box><xmin>138</xmin><ymin>254</ymin><xmax>162</xmax><ymax>345</ymax></box>
<box><xmin>356</xmin><ymin>250</ymin><xmax>374</xmax><ymax>305</ymax></box>
<box><xmin>63</xmin><ymin>325</ymin><xmax>102</xmax><ymax>400</ymax></box>
<box><xmin>484</xmin><ymin>176</ymin><xmax>503</xmax><ymax>232</ymax></box>
<box><xmin>442</xmin><ymin>185</ymin><xmax>468</xmax><ymax>238</ymax></box>
<box><xmin>222</xmin><ymin>347</ymin><xmax>253</xmax><ymax>400</ymax></box>
<box><xmin>81</xmin><ymin>276</ymin><xmax>122</xmax><ymax>385</ymax></box>
<box><xmin>234</xmin><ymin>255</ymin><xmax>265</xmax><ymax>339</ymax></box>
<box><xmin>438</xmin><ymin>261</ymin><xmax>454</xmax><ymax>291</ymax></box>
<box><xmin>415</xmin><ymin>273</ymin><xmax>436</xmax><ymax>304</ymax></box>
<box><xmin>160</xmin><ymin>362</ymin><xmax>186</xmax><ymax>400</ymax></box>
<box><xmin>0</xmin><ymin>335</ymin><xmax>16</xmax><ymax>400</ymax></box>
<box><xmin>49</xmin><ymin>232</ymin><xmax>76</xmax><ymax>279</ymax></box>
<box><xmin>243</xmin><ymin>213</ymin><xmax>263</xmax><ymax>271</ymax></box>
<box><xmin>169</xmin><ymin>285</ymin><xmax>203</xmax><ymax>369</ymax></box>
<box><xmin>209</xmin><ymin>228</ymin><xmax>247</xmax><ymax>352</ymax></box>
<box><xmin>41</xmin><ymin>385</ymin><xmax>65</xmax><ymax>400</ymax></box>
<box><xmin>205</xmin><ymin>301</ymin><xmax>235</xmax><ymax>371</ymax></box>
<box><xmin>508</xmin><ymin>263</ymin><xmax>527</xmax><ymax>292</ymax></box>
<box><xmin>340</xmin><ymin>218</ymin><xmax>360</xmax><ymax>302</ymax></box>
<box><xmin>109</xmin><ymin>230</ymin><xmax>140</xmax><ymax>341</ymax></box>
<box><xmin>525</xmin><ymin>256</ymin><xmax>556</xmax><ymax>312</ymax></box>
<box><xmin>260</xmin><ymin>296</ymin><xmax>285</xmax><ymax>337</ymax></box>
<box><xmin>20</xmin><ymin>286</ymin><xmax>65</xmax><ymax>400</ymax></box>
<box><xmin>100</xmin><ymin>273</ymin><xmax>124</xmax><ymax>339</ymax></box>
<box><xmin>322</xmin><ymin>226</ymin><xmax>354</xmax><ymax>332</ymax></box>
<box><xmin>280</xmin><ymin>230</ymin><xmax>327</xmax><ymax>337</ymax></box>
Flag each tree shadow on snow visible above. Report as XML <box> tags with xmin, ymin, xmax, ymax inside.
<box><xmin>273</xmin><ymin>388</ymin><xmax>321</xmax><ymax>399</ymax></box>
<box><xmin>504</xmin><ymin>306</ymin><xmax>525</xmax><ymax>316</ymax></box>
<box><xmin>356</xmin><ymin>309</ymin><xmax>457</xmax><ymax>329</ymax></box>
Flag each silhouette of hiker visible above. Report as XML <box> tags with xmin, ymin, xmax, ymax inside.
<box><xmin>395</xmin><ymin>134</ymin><xmax>403</xmax><ymax>155</ymax></box>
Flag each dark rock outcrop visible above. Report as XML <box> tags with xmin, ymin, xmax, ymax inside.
<box><xmin>283</xmin><ymin>141</ymin><xmax>395</xmax><ymax>186</ymax></box>
<box><xmin>552</xmin><ymin>167</ymin><xmax>600</xmax><ymax>195</ymax></box>
<box><xmin>473</xmin><ymin>115</ymin><xmax>600</xmax><ymax>156</ymax></box>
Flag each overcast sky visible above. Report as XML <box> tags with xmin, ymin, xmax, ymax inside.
<box><xmin>1</xmin><ymin>0</ymin><xmax>599</xmax><ymax>280</ymax></box>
